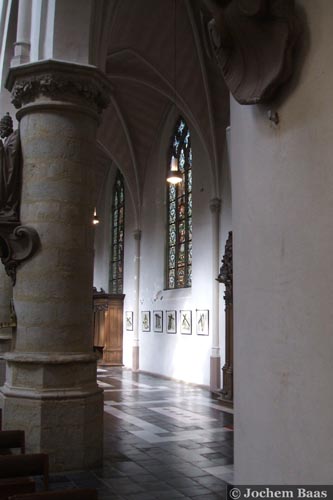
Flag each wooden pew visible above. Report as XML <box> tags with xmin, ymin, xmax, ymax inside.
<box><xmin>0</xmin><ymin>477</ymin><xmax>35</xmax><ymax>499</ymax></box>
<box><xmin>0</xmin><ymin>431</ymin><xmax>25</xmax><ymax>454</ymax></box>
<box><xmin>8</xmin><ymin>489</ymin><xmax>98</xmax><ymax>500</ymax></box>
<box><xmin>0</xmin><ymin>454</ymin><xmax>49</xmax><ymax>490</ymax></box>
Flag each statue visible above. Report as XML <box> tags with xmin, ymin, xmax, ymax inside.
<box><xmin>0</xmin><ymin>112</ymin><xmax>39</xmax><ymax>285</ymax></box>
<box><xmin>0</xmin><ymin>113</ymin><xmax>21</xmax><ymax>221</ymax></box>
<box><xmin>204</xmin><ymin>0</ymin><xmax>300</xmax><ymax>104</ymax></box>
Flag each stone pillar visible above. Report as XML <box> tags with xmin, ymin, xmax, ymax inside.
<box><xmin>132</xmin><ymin>229</ymin><xmax>141</xmax><ymax>372</ymax></box>
<box><xmin>209</xmin><ymin>198</ymin><xmax>221</xmax><ymax>391</ymax></box>
<box><xmin>0</xmin><ymin>60</ymin><xmax>111</xmax><ymax>471</ymax></box>
<box><xmin>0</xmin><ymin>267</ymin><xmax>12</xmax><ymax>386</ymax></box>
<box><xmin>11</xmin><ymin>0</ymin><xmax>32</xmax><ymax>67</ymax></box>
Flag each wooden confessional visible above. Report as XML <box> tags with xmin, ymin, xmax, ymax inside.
<box><xmin>92</xmin><ymin>289</ymin><xmax>125</xmax><ymax>365</ymax></box>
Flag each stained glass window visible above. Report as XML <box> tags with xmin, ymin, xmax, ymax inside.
<box><xmin>109</xmin><ymin>171</ymin><xmax>125</xmax><ymax>294</ymax></box>
<box><xmin>166</xmin><ymin>117</ymin><xmax>192</xmax><ymax>289</ymax></box>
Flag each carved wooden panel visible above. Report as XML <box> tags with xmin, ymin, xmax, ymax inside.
<box><xmin>217</xmin><ymin>231</ymin><xmax>233</xmax><ymax>405</ymax></box>
<box><xmin>104</xmin><ymin>296</ymin><xmax>124</xmax><ymax>365</ymax></box>
<box><xmin>93</xmin><ymin>291</ymin><xmax>124</xmax><ymax>366</ymax></box>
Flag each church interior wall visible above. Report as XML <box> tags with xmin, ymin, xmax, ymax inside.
<box><xmin>232</xmin><ymin>0</ymin><xmax>333</xmax><ymax>483</ymax></box>
<box><xmin>110</xmin><ymin>108</ymin><xmax>226</xmax><ymax>386</ymax></box>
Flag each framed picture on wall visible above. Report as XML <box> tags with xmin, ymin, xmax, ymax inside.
<box><xmin>141</xmin><ymin>311</ymin><xmax>150</xmax><ymax>332</ymax></box>
<box><xmin>125</xmin><ymin>311</ymin><xmax>133</xmax><ymax>331</ymax></box>
<box><xmin>180</xmin><ymin>310</ymin><xmax>192</xmax><ymax>335</ymax></box>
<box><xmin>166</xmin><ymin>310</ymin><xmax>177</xmax><ymax>334</ymax></box>
<box><xmin>153</xmin><ymin>311</ymin><xmax>163</xmax><ymax>332</ymax></box>
<box><xmin>196</xmin><ymin>310</ymin><xmax>209</xmax><ymax>336</ymax></box>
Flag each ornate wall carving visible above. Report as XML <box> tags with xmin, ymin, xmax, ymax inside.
<box><xmin>0</xmin><ymin>113</ymin><xmax>40</xmax><ymax>285</ymax></box>
<box><xmin>217</xmin><ymin>230</ymin><xmax>233</xmax><ymax>306</ymax></box>
<box><xmin>6</xmin><ymin>60</ymin><xmax>112</xmax><ymax>114</ymax></box>
<box><xmin>204</xmin><ymin>0</ymin><xmax>300</xmax><ymax>104</ymax></box>
<box><xmin>217</xmin><ymin>231</ymin><xmax>233</xmax><ymax>403</ymax></box>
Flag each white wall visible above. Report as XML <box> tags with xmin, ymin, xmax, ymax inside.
<box><xmin>94</xmin><ymin>113</ymin><xmax>231</xmax><ymax>388</ymax></box>
<box><xmin>122</xmin><ymin>108</ymin><xmax>218</xmax><ymax>386</ymax></box>
<box><xmin>232</xmin><ymin>1</ymin><xmax>333</xmax><ymax>483</ymax></box>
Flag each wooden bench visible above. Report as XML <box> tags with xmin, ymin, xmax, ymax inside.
<box><xmin>0</xmin><ymin>477</ymin><xmax>35</xmax><ymax>499</ymax></box>
<box><xmin>0</xmin><ymin>431</ymin><xmax>25</xmax><ymax>454</ymax></box>
<box><xmin>0</xmin><ymin>454</ymin><xmax>49</xmax><ymax>490</ymax></box>
<box><xmin>8</xmin><ymin>489</ymin><xmax>98</xmax><ymax>500</ymax></box>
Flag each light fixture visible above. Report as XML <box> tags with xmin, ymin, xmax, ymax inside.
<box><xmin>92</xmin><ymin>207</ymin><xmax>100</xmax><ymax>225</ymax></box>
<box><xmin>166</xmin><ymin>0</ymin><xmax>182</xmax><ymax>185</ymax></box>
<box><xmin>167</xmin><ymin>155</ymin><xmax>182</xmax><ymax>184</ymax></box>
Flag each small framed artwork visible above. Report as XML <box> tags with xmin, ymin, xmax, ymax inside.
<box><xmin>180</xmin><ymin>310</ymin><xmax>192</xmax><ymax>335</ymax></box>
<box><xmin>141</xmin><ymin>311</ymin><xmax>151</xmax><ymax>332</ymax></box>
<box><xmin>125</xmin><ymin>311</ymin><xmax>133</xmax><ymax>331</ymax></box>
<box><xmin>153</xmin><ymin>310</ymin><xmax>163</xmax><ymax>332</ymax></box>
<box><xmin>166</xmin><ymin>310</ymin><xmax>177</xmax><ymax>334</ymax></box>
<box><xmin>196</xmin><ymin>310</ymin><xmax>209</xmax><ymax>336</ymax></box>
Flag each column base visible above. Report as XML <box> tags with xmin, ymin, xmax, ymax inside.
<box><xmin>0</xmin><ymin>352</ymin><xmax>103</xmax><ymax>471</ymax></box>
<box><xmin>132</xmin><ymin>345</ymin><xmax>139</xmax><ymax>372</ymax></box>
<box><xmin>210</xmin><ymin>355</ymin><xmax>221</xmax><ymax>392</ymax></box>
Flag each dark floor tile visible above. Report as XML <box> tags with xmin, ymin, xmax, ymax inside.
<box><xmin>104</xmin><ymin>477</ymin><xmax>145</xmax><ymax>494</ymax></box>
<box><xmin>112</xmin><ymin>461</ymin><xmax>147</xmax><ymax>475</ymax></box>
<box><xmin>46</xmin><ymin>368</ymin><xmax>233</xmax><ymax>499</ymax></box>
<box><xmin>191</xmin><ymin>494</ymin><xmax>226</xmax><ymax>500</ymax></box>
<box><xmin>179</xmin><ymin>485</ymin><xmax>213</xmax><ymax>497</ymax></box>
<box><xmin>165</xmin><ymin>476</ymin><xmax>202</xmax><ymax>489</ymax></box>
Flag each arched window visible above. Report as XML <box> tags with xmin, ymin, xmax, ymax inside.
<box><xmin>166</xmin><ymin>117</ymin><xmax>192</xmax><ymax>289</ymax></box>
<box><xmin>109</xmin><ymin>171</ymin><xmax>125</xmax><ymax>294</ymax></box>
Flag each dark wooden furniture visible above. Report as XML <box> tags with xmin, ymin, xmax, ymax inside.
<box><xmin>0</xmin><ymin>453</ymin><xmax>49</xmax><ymax>490</ymax></box>
<box><xmin>0</xmin><ymin>477</ymin><xmax>35</xmax><ymax>499</ymax></box>
<box><xmin>0</xmin><ymin>430</ymin><xmax>25</xmax><ymax>454</ymax></box>
<box><xmin>8</xmin><ymin>488</ymin><xmax>98</xmax><ymax>500</ymax></box>
<box><xmin>217</xmin><ymin>231</ymin><xmax>233</xmax><ymax>407</ymax></box>
<box><xmin>93</xmin><ymin>290</ymin><xmax>125</xmax><ymax>365</ymax></box>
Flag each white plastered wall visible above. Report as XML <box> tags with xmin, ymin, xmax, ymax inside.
<box><xmin>94</xmin><ymin>108</ymin><xmax>231</xmax><ymax>385</ymax></box>
<box><xmin>120</xmin><ymin>107</ymin><xmax>226</xmax><ymax>386</ymax></box>
<box><xmin>232</xmin><ymin>1</ymin><xmax>333</xmax><ymax>483</ymax></box>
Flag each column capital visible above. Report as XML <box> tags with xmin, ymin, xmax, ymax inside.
<box><xmin>6</xmin><ymin>59</ymin><xmax>113</xmax><ymax>118</ymax></box>
<box><xmin>209</xmin><ymin>197</ymin><xmax>222</xmax><ymax>214</ymax></box>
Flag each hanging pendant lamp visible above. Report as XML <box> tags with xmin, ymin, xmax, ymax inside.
<box><xmin>167</xmin><ymin>155</ymin><xmax>182</xmax><ymax>184</ymax></box>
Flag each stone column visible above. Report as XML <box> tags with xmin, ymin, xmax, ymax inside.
<box><xmin>209</xmin><ymin>198</ymin><xmax>221</xmax><ymax>391</ymax></box>
<box><xmin>11</xmin><ymin>0</ymin><xmax>32</xmax><ymax>67</ymax></box>
<box><xmin>132</xmin><ymin>229</ymin><xmax>141</xmax><ymax>372</ymax></box>
<box><xmin>0</xmin><ymin>267</ymin><xmax>12</xmax><ymax>386</ymax></box>
<box><xmin>0</xmin><ymin>60</ymin><xmax>112</xmax><ymax>471</ymax></box>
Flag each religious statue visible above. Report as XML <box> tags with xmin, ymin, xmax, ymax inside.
<box><xmin>0</xmin><ymin>112</ymin><xmax>39</xmax><ymax>285</ymax></box>
<box><xmin>0</xmin><ymin>113</ymin><xmax>21</xmax><ymax>221</ymax></box>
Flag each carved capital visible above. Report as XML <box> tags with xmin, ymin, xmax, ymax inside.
<box><xmin>217</xmin><ymin>230</ymin><xmax>233</xmax><ymax>306</ymax></box>
<box><xmin>0</xmin><ymin>223</ymin><xmax>40</xmax><ymax>285</ymax></box>
<box><xmin>204</xmin><ymin>0</ymin><xmax>300</xmax><ymax>104</ymax></box>
<box><xmin>6</xmin><ymin>59</ymin><xmax>112</xmax><ymax>114</ymax></box>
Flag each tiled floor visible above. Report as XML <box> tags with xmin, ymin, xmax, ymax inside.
<box><xmin>44</xmin><ymin>367</ymin><xmax>234</xmax><ymax>499</ymax></box>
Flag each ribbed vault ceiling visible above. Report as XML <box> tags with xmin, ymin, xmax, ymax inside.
<box><xmin>97</xmin><ymin>0</ymin><xmax>229</xmax><ymax>217</ymax></box>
